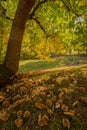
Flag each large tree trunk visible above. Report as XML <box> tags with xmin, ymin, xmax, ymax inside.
<box><xmin>0</xmin><ymin>0</ymin><xmax>35</xmax><ymax>87</ymax></box>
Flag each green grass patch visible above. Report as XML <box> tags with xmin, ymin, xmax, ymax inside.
<box><xmin>19</xmin><ymin>55</ymin><xmax>87</xmax><ymax>72</ymax></box>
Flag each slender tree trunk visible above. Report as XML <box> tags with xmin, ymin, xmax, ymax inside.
<box><xmin>0</xmin><ymin>0</ymin><xmax>35</xmax><ymax>87</ymax></box>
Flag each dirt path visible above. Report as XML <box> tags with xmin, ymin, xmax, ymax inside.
<box><xmin>27</xmin><ymin>64</ymin><xmax>87</xmax><ymax>75</ymax></box>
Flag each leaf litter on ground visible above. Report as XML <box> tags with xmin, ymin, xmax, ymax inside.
<box><xmin>0</xmin><ymin>66</ymin><xmax>87</xmax><ymax>130</ymax></box>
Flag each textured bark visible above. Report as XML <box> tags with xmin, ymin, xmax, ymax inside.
<box><xmin>0</xmin><ymin>0</ymin><xmax>35</xmax><ymax>87</ymax></box>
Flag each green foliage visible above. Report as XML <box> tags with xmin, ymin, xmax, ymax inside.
<box><xmin>0</xmin><ymin>0</ymin><xmax>87</xmax><ymax>61</ymax></box>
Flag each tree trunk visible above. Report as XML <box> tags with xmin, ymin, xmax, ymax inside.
<box><xmin>0</xmin><ymin>0</ymin><xmax>35</xmax><ymax>87</ymax></box>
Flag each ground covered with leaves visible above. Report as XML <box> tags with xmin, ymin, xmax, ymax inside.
<box><xmin>0</xmin><ymin>66</ymin><xmax>87</xmax><ymax>130</ymax></box>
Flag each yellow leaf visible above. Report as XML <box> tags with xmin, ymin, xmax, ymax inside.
<box><xmin>47</xmin><ymin>109</ymin><xmax>53</xmax><ymax>115</ymax></box>
<box><xmin>59</xmin><ymin>92</ymin><xmax>64</xmax><ymax>99</ymax></box>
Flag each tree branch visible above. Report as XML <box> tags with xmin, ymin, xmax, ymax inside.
<box><xmin>29</xmin><ymin>0</ymin><xmax>48</xmax><ymax>19</ymax></box>
<box><xmin>61</xmin><ymin>0</ymin><xmax>80</xmax><ymax>17</ymax></box>
<box><xmin>31</xmin><ymin>17</ymin><xmax>48</xmax><ymax>36</ymax></box>
<box><xmin>28</xmin><ymin>0</ymin><xmax>48</xmax><ymax>36</ymax></box>
<box><xmin>0</xmin><ymin>3</ymin><xmax>13</xmax><ymax>20</ymax></box>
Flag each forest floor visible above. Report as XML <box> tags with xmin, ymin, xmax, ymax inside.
<box><xmin>0</xmin><ymin>65</ymin><xmax>87</xmax><ymax>130</ymax></box>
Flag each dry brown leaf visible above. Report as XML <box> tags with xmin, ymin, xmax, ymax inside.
<box><xmin>23</xmin><ymin>111</ymin><xmax>30</xmax><ymax>118</ymax></box>
<box><xmin>51</xmin><ymin>95</ymin><xmax>57</xmax><ymax>102</ymax></box>
<box><xmin>72</xmin><ymin>101</ymin><xmax>78</xmax><ymax>106</ymax></box>
<box><xmin>17</xmin><ymin>110</ymin><xmax>23</xmax><ymax>117</ymax></box>
<box><xmin>20</xmin><ymin>86</ymin><xmax>28</xmax><ymax>94</ymax></box>
<box><xmin>55</xmin><ymin>99</ymin><xmax>63</xmax><ymax>109</ymax></box>
<box><xmin>35</xmin><ymin>103</ymin><xmax>47</xmax><ymax>109</ymax></box>
<box><xmin>80</xmin><ymin>97</ymin><xmax>87</xmax><ymax>103</ymax></box>
<box><xmin>38</xmin><ymin>114</ymin><xmax>49</xmax><ymax>127</ymax></box>
<box><xmin>77</xmin><ymin>87</ymin><xmax>85</xmax><ymax>92</ymax></box>
<box><xmin>61</xmin><ymin>104</ymin><xmax>69</xmax><ymax>111</ymax></box>
<box><xmin>69</xmin><ymin>109</ymin><xmax>76</xmax><ymax>114</ymax></box>
<box><xmin>46</xmin><ymin>99</ymin><xmax>53</xmax><ymax>107</ymax></box>
<box><xmin>62</xmin><ymin>118</ymin><xmax>70</xmax><ymax>129</ymax></box>
<box><xmin>63</xmin><ymin>111</ymin><xmax>75</xmax><ymax>116</ymax></box>
<box><xmin>12</xmin><ymin>95</ymin><xmax>21</xmax><ymax>102</ymax></box>
<box><xmin>0</xmin><ymin>110</ymin><xmax>10</xmax><ymax>121</ymax></box>
<box><xmin>62</xmin><ymin>88</ymin><xmax>68</xmax><ymax>94</ymax></box>
<box><xmin>2</xmin><ymin>100</ymin><xmax>10</xmax><ymax>108</ymax></box>
<box><xmin>0</xmin><ymin>96</ymin><xmax>4</xmax><ymax>102</ymax></box>
<box><xmin>49</xmin><ymin>90</ymin><xmax>54</xmax><ymax>95</ymax></box>
<box><xmin>15</xmin><ymin>118</ymin><xmax>23</xmax><ymax>128</ymax></box>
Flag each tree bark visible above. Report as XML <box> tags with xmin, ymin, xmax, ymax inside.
<box><xmin>0</xmin><ymin>0</ymin><xmax>35</xmax><ymax>87</ymax></box>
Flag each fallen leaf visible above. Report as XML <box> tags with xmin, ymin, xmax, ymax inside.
<box><xmin>35</xmin><ymin>103</ymin><xmax>47</xmax><ymax>109</ymax></box>
<box><xmin>38</xmin><ymin>114</ymin><xmax>49</xmax><ymax>127</ymax></box>
<box><xmin>77</xmin><ymin>87</ymin><xmax>85</xmax><ymax>92</ymax></box>
<box><xmin>80</xmin><ymin>97</ymin><xmax>87</xmax><ymax>103</ymax></box>
<box><xmin>58</xmin><ymin>87</ymin><xmax>68</xmax><ymax>94</ymax></box>
<box><xmin>12</xmin><ymin>95</ymin><xmax>21</xmax><ymax>102</ymax></box>
<box><xmin>2</xmin><ymin>100</ymin><xmax>10</xmax><ymax>108</ymax></box>
<box><xmin>20</xmin><ymin>86</ymin><xmax>28</xmax><ymax>94</ymax></box>
<box><xmin>0</xmin><ymin>110</ymin><xmax>10</xmax><ymax>121</ymax></box>
<box><xmin>0</xmin><ymin>96</ymin><xmax>4</xmax><ymax>102</ymax></box>
<box><xmin>59</xmin><ymin>92</ymin><xmax>64</xmax><ymax>99</ymax></box>
<box><xmin>47</xmin><ymin>109</ymin><xmax>53</xmax><ymax>115</ymax></box>
<box><xmin>15</xmin><ymin>118</ymin><xmax>23</xmax><ymax>128</ymax></box>
<box><xmin>63</xmin><ymin>111</ymin><xmax>75</xmax><ymax>116</ymax></box>
<box><xmin>23</xmin><ymin>111</ymin><xmax>30</xmax><ymax>118</ymax></box>
<box><xmin>51</xmin><ymin>95</ymin><xmax>57</xmax><ymax>102</ymax></box>
<box><xmin>62</xmin><ymin>118</ymin><xmax>70</xmax><ymax>129</ymax></box>
<box><xmin>46</xmin><ymin>99</ymin><xmax>53</xmax><ymax>107</ymax></box>
<box><xmin>72</xmin><ymin>101</ymin><xmax>78</xmax><ymax>106</ymax></box>
<box><xmin>17</xmin><ymin>110</ymin><xmax>23</xmax><ymax>117</ymax></box>
<box><xmin>55</xmin><ymin>99</ymin><xmax>63</xmax><ymax>109</ymax></box>
<box><xmin>61</xmin><ymin>104</ymin><xmax>69</xmax><ymax>111</ymax></box>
